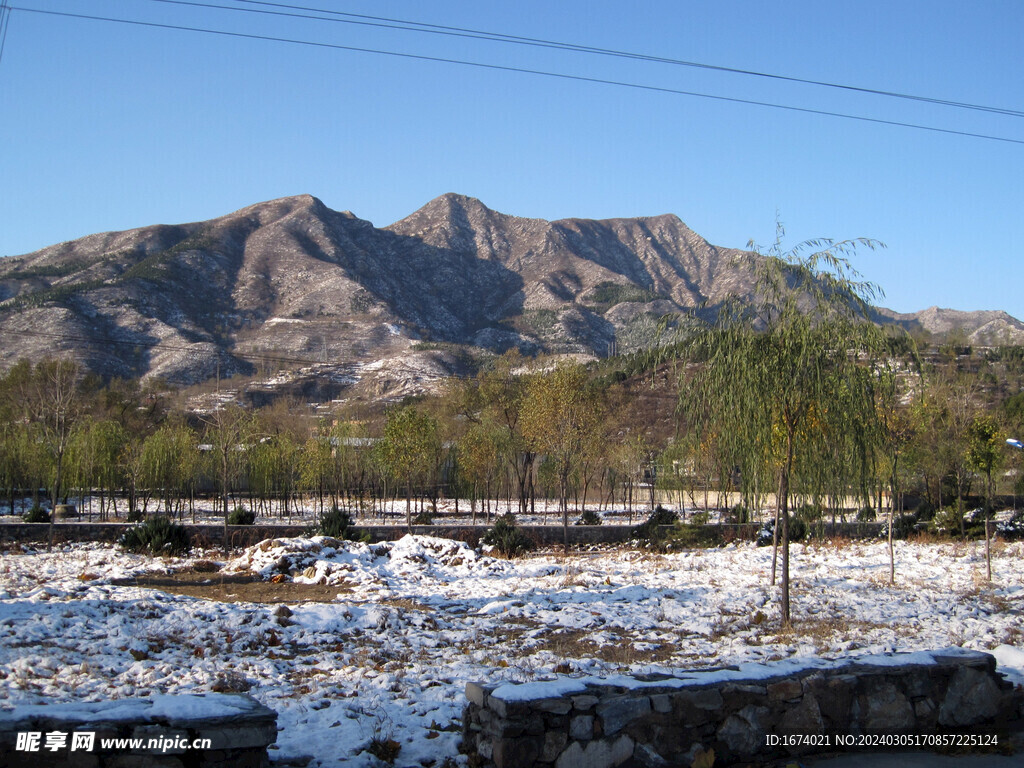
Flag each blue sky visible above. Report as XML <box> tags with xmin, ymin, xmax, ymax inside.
<box><xmin>1</xmin><ymin>0</ymin><xmax>1022</xmax><ymax>319</ymax></box>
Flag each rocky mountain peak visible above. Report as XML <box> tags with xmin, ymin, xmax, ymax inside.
<box><xmin>2</xmin><ymin>195</ymin><xmax>1021</xmax><ymax>390</ymax></box>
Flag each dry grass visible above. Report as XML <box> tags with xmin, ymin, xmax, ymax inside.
<box><xmin>519</xmin><ymin>626</ymin><xmax>676</xmax><ymax>666</ymax></box>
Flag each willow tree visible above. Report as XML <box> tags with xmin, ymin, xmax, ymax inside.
<box><xmin>374</xmin><ymin>406</ymin><xmax>442</xmax><ymax>527</ymax></box>
<box><xmin>679</xmin><ymin>233</ymin><xmax>888</xmax><ymax>627</ymax></box>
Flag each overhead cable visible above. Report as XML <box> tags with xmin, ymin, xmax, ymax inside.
<box><xmin>9</xmin><ymin>5</ymin><xmax>1024</xmax><ymax>146</ymax></box>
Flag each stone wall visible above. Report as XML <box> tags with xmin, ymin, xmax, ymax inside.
<box><xmin>461</xmin><ymin>649</ymin><xmax>1024</xmax><ymax>768</ymax></box>
<box><xmin>0</xmin><ymin>521</ymin><xmax>886</xmax><ymax>549</ymax></box>
<box><xmin>0</xmin><ymin>693</ymin><xmax>277</xmax><ymax>767</ymax></box>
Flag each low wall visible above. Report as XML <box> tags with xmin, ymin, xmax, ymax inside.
<box><xmin>0</xmin><ymin>521</ymin><xmax>886</xmax><ymax>549</ymax></box>
<box><xmin>461</xmin><ymin>649</ymin><xmax>1024</xmax><ymax>768</ymax></box>
<box><xmin>0</xmin><ymin>693</ymin><xmax>276</xmax><ymax>768</ymax></box>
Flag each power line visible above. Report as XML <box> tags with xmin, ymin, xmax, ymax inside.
<box><xmin>10</xmin><ymin>5</ymin><xmax>1024</xmax><ymax>147</ymax></box>
<box><xmin>154</xmin><ymin>0</ymin><xmax>1024</xmax><ymax>120</ymax></box>
<box><xmin>0</xmin><ymin>0</ymin><xmax>12</xmax><ymax>68</ymax></box>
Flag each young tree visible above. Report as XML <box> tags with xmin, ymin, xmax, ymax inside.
<box><xmin>522</xmin><ymin>362</ymin><xmax>602</xmax><ymax>546</ymax></box>
<box><xmin>967</xmin><ymin>413</ymin><xmax>1003</xmax><ymax>581</ymax></box>
<box><xmin>141</xmin><ymin>420</ymin><xmax>198</xmax><ymax>518</ymax></box>
<box><xmin>476</xmin><ymin>351</ymin><xmax>537</xmax><ymax>516</ymax></box>
<box><xmin>374</xmin><ymin>406</ymin><xmax>442</xmax><ymax>527</ymax></box>
<box><xmin>458</xmin><ymin>420</ymin><xmax>503</xmax><ymax>522</ymax></box>
<box><xmin>2</xmin><ymin>358</ymin><xmax>86</xmax><ymax>548</ymax></box>
<box><xmin>679</xmin><ymin>233</ymin><xmax>888</xmax><ymax>627</ymax></box>
<box><xmin>201</xmin><ymin>404</ymin><xmax>254</xmax><ymax>536</ymax></box>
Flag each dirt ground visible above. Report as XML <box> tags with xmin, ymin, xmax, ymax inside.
<box><xmin>112</xmin><ymin>569</ymin><xmax>352</xmax><ymax>604</ymax></box>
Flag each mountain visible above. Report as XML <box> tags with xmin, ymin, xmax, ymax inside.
<box><xmin>872</xmin><ymin>306</ymin><xmax>1024</xmax><ymax>346</ymax></box>
<box><xmin>1</xmin><ymin>194</ymin><xmax>1021</xmax><ymax>394</ymax></box>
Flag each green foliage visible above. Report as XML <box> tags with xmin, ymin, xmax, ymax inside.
<box><xmin>633</xmin><ymin>505</ymin><xmax>680</xmax><ymax>540</ymax></box>
<box><xmin>575</xmin><ymin>509</ymin><xmax>602</xmax><ymax>525</ymax></box>
<box><xmin>663</xmin><ymin>523</ymin><xmax>722</xmax><ymax>549</ymax></box>
<box><xmin>966</xmin><ymin>413</ymin><xmax>1003</xmax><ymax>507</ymax></box>
<box><xmin>1</xmin><ymin>279</ymin><xmax>106</xmax><ymax>311</ymax></box>
<box><xmin>914</xmin><ymin>500</ymin><xmax>936</xmax><ymax>521</ymax></box>
<box><xmin>482</xmin><ymin>513</ymin><xmax>534</xmax><ymax>557</ymax></box>
<box><xmin>585</xmin><ymin>281</ymin><xmax>660</xmax><ymax>310</ymax></box>
<box><xmin>856</xmin><ymin>506</ymin><xmax>877</xmax><ymax>522</ymax></box>
<box><xmin>118</xmin><ymin>516</ymin><xmax>191</xmax><ymax>556</ymax></box>
<box><xmin>929</xmin><ymin>506</ymin><xmax>964</xmax><ymax>536</ymax></box>
<box><xmin>794</xmin><ymin>504</ymin><xmax>823</xmax><ymax>536</ymax></box>
<box><xmin>316</xmin><ymin>506</ymin><xmax>364</xmax><ymax>540</ymax></box>
<box><xmin>689</xmin><ymin>511</ymin><xmax>710</xmax><ymax>525</ymax></box>
<box><xmin>412</xmin><ymin>509</ymin><xmax>435</xmax><ymax>525</ymax></box>
<box><xmin>724</xmin><ymin>504</ymin><xmax>750</xmax><ymax>524</ymax></box>
<box><xmin>677</xmin><ymin>229</ymin><xmax>890</xmax><ymax>624</ymax></box>
<box><xmin>374</xmin><ymin>406</ymin><xmax>442</xmax><ymax>504</ymax></box>
<box><xmin>519</xmin><ymin>309</ymin><xmax>560</xmax><ymax>336</ymax></box>
<box><xmin>883</xmin><ymin>513</ymin><xmax>919</xmax><ymax>540</ymax></box>
<box><xmin>228</xmin><ymin>506</ymin><xmax>255</xmax><ymax>525</ymax></box>
<box><xmin>23</xmin><ymin>506</ymin><xmax>50</xmax><ymax>523</ymax></box>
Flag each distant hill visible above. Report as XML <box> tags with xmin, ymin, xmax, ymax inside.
<box><xmin>2</xmin><ymin>194</ymin><xmax>1021</xmax><ymax>393</ymax></box>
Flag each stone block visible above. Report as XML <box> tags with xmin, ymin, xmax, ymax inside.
<box><xmin>541</xmin><ymin>731</ymin><xmax>569</xmax><ymax>762</ymax></box>
<box><xmin>107</xmin><ymin>757</ymin><xmax>185</xmax><ymax>768</ymax></box>
<box><xmin>489</xmin><ymin>696</ymin><xmax>532</xmax><ymax>720</ymax></box>
<box><xmin>804</xmin><ymin>675</ymin><xmax>853</xmax><ymax>729</ymax></box>
<box><xmin>596</xmin><ymin>697</ymin><xmax>650</xmax><ymax>736</ymax></box>
<box><xmin>525</xmin><ymin>714</ymin><xmax>547</xmax><ymax>736</ymax></box>
<box><xmin>571</xmin><ymin>695</ymin><xmax>599</xmax><ymax>711</ymax></box>
<box><xmin>861</xmin><ymin>682</ymin><xmax>914</xmax><ymax>732</ymax></box>
<box><xmin>767</xmin><ymin>679</ymin><xmax>803</xmax><ymax>702</ymax></box>
<box><xmin>913</xmin><ymin>696</ymin><xmax>936</xmax><ymax>720</ymax></box>
<box><xmin>466</xmin><ymin>682</ymin><xmax>490</xmax><ymax>707</ymax></box>
<box><xmin>720</xmin><ymin>683</ymin><xmax>767</xmax><ymax>710</ymax></box>
<box><xmin>674</xmin><ymin>687</ymin><xmax>723</xmax><ymax>711</ymax></box>
<box><xmin>716</xmin><ymin>704</ymin><xmax>769</xmax><ymax>757</ymax></box>
<box><xmin>938</xmin><ymin>666</ymin><xmax>1002</xmax><ymax>726</ymax></box>
<box><xmin>569</xmin><ymin>715</ymin><xmax>595</xmax><ymax>741</ymax></box>
<box><xmin>649</xmin><ymin>694</ymin><xmax>671</xmax><ymax>714</ymax></box>
<box><xmin>493</xmin><ymin>735</ymin><xmax>541</xmax><ymax>768</ymax></box>
<box><xmin>779</xmin><ymin>692</ymin><xmax>824</xmax><ymax>740</ymax></box>
<box><xmin>555</xmin><ymin>735</ymin><xmax>634</xmax><ymax>768</ymax></box>
<box><xmin>634</xmin><ymin>742</ymin><xmax>669</xmax><ymax>768</ymax></box>
<box><xmin>534</xmin><ymin>698</ymin><xmax>573</xmax><ymax>715</ymax></box>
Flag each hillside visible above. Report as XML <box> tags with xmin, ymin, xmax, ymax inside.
<box><xmin>2</xmin><ymin>193</ymin><xmax>1021</xmax><ymax>391</ymax></box>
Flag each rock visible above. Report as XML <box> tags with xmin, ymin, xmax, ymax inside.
<box><xmin>767</xmin><ymin>679</ymin><xmax>803</xmax><ymax>702</ymax></box>
<box><xmin>465</xmin><ymin>682</ymin><xmax>489</xmax><ymax>707</ymax></box>
<box><xmin>493</xmin><ymin>735</ymin><xmax>541</xmax><ymax>768</ymax></box>
<box><xmin>555</xmin><ymin>735</ymin><xmax>634</xmax><ymax>768</ymax></box>
<box><xmin>938</xmin><ymin>666</ymin><xmax>1002</xmax><ymax>726</ymax></box>
<box><xmin>862</xmin><ymin>682</ymin><xmax>914</xmax><ymax>732</ymax></box>
<box><xmin>596</xmin><ymin>697</ymin><xmax>651</xmax><ymax>736</ymax></box>
<box><xmin>569</xmin><ymin>715</ymin><xmax>594</xmax><ymax>741</ymax></box>
<box><xmin>541</xmin><ymin>731</ymin><xmax>568</xmax><ymax>762</ymax></box>
<box><xmin>534</xmin><ymin>698</ymin><xmax>573</xmax><ymax>715</ymax></box>
<box><xmin>649</xmin><ymin>694</ymin><xmax>671</xmax><ymax>714</ymax></box>
<box><xmin>634</xmin><ymin>742</ymin><xmax>669</xmax><ymax>767</ymax></box>
<box><xmin>571</xmin><ymin>695</ymin><xmax>600</xmax><ymax>711</ymax></box>
<box><xmin>716</xmin><ymin>705</ymin><xmax>769</xmax><ymax>757</ymax></box>
<box><xmin>779</xmin><ymin>691</ymin><xmax>824</xmax><ymax>736</ymax></box>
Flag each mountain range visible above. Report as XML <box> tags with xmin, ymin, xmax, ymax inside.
<box><xmin>2</xmin><ymin>194</ymin><xmax>1022</xmax><ymax>396</ymax></box>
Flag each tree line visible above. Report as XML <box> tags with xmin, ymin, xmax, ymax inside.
<box><xmin>2</xmin><ymin>261</ymin><xmax>1022</xmax><ymax>558</ymax></box>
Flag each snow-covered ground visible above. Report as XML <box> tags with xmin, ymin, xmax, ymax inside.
<box><xmin>1</xmin><ymin>535</ymin><xmax>1022</xmax><ymax>766</ymax></box>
